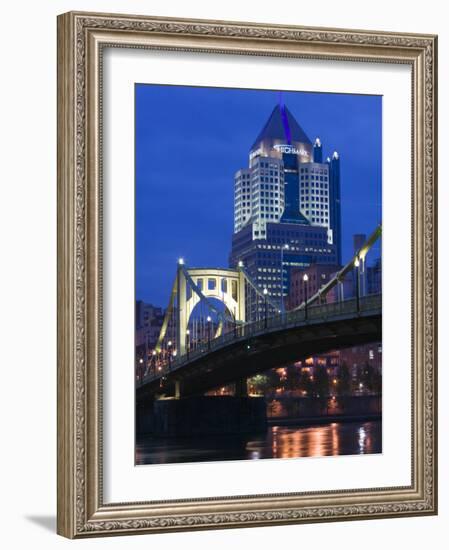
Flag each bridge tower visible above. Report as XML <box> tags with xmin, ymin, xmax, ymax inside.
<box><xmin>150</xmin><ymin>266</ymin><xmax>245</xmax><ymax>355</ymax></box>
<box><xmin>175</xmin><ymin>265</ymin><xmax>246</xmax><ymax>356</ymax></box>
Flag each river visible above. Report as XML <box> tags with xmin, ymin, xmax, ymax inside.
<box><xmin>135</xmin><ymin>420</ymin><xmax>381</xmax><ymax>465</ymax></box>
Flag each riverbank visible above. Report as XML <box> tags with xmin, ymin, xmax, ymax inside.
<box><xmin>268</xmin><ymin>413</ymin><xmax>381</xmax><ymax>427</ymax></box>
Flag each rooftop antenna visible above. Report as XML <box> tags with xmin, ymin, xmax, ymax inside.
<box><xmin>278</xmin><ymin>91</ymin><xmax>292</xmax><ymax>144</ymax></box>
<box><xmin>278</xmin><ymin>90</ymin><xmax>284</xmax><ymax>109</ymax></box>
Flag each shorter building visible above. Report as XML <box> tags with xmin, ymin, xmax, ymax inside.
<box><xmin>366</xmin><ymin>257</ymin><xmax>382</xmax><ymax>295</ymax></box>
<box><xmin>326</xmin><ymin>271</ymin><xmax>355</xmax><ymax>303</ymax></box>
<box><xmin>287</xmin><ymin>263</ymin><xmax>355</xmax><ymax>308</ymax></box>
<box><xmin>135</xmin><ymin>301</ymin><xmax>165</xmax><ymax>372</ymax></box>
<box><xmin>295</xmin><ymin>351</ymin><xmax>341</xmax><ymax>378</ymax></box>
<box><xmin>290</xmin><ymin>343</ymin><xmax>382</xmax><ymax>395</ymax></box>
<box><xmin>287</xmin><ymin>263</ymin><xmax>341</xmax><ymax>309</ymax></box>
<box><xmin>352</xmin><ymin>233</ymin><xmax>382</xmax><ymax>296</ymax></box>
<box><xmin>287</xmin><ymin>230</ymin><xmax>382</xmax><ymax>309</ymax></box>
<box><xmin>338</xmin><ymin>342</ymin><xmax>382</xmax><ymax>372</ymax></box>
<box><xmin>337</xmin><ymin>343</ymin><xmax>383</xmax><ymax>395</ymax></box>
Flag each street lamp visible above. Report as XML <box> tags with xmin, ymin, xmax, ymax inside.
<box><xmin>138</xmin><ymin>357</ymin><xmax>143</xmax><ymax>383</ymax></box>
<box><xmin>151</xmin><ymin>350</ymin><xmax>157</xmax><ymax>375</ymax></box>
<box><xmin>280</xmin><ymin>244</ymin><xmax>290</xmax><ymax>314</ymax></box>
<box><xmin>333</xmin><ymin>378</ymin><xmax>338</xmax><ymax>396</ymax></box>
<box><xmin>185</xmin><ymin>329</ymin><xmax>190</xmax><ymax>359</ymax></box>
<box><xmin>263</xmin><ymin>287</ymin><xmax>268</xmax><ymax>329</ymax></box>
<box><xmin>207</xmin><ymin>315</ymin><xmax>212</xmax><ymax>350</ymax></box>
<box><xmin>167</xmin><ymin>340</ymin><xmax>172</xmax><ymax>369</ymax></box>
<box><xmin>354</xmin><ymin>256</ymin><xmax>360</xmax><ymax>312</ymax></box>
<box><xmin>303</xmin><ymin>273</ymin><xmax>309</xmax><ymax>320</ymax></box>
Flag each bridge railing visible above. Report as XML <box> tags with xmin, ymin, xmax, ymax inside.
<box><xmin>138</xmin><ymin>293</ymin><xmax>381</xmax><ymax>387</ymax></box>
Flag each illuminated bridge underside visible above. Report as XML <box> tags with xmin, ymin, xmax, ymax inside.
<box><xmin>137</xmin><ymin>295</ymin><xmax>381</xmax><ymax>401</ymax></box>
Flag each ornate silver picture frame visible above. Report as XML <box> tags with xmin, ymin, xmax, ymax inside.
<box><xmin>57</xmin><ymin>11</ymin><xmax>437</xmax><ymax>538</ymax></box>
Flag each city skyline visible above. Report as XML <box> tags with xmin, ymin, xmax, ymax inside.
<box><xmin>135</xmin><ymin>84</ymin><xmax>383</xmax><ymax>464</ymax></box>
<box><xmin>136</xmin><ymin>84</ymin><xmax>382</xmax><ymax>307</ymax></box>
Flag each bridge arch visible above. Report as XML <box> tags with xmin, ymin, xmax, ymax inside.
<box><xmin>177</xmin><ymin>267</ymin><xmax>246</xmax><ymax>355</ymax></box>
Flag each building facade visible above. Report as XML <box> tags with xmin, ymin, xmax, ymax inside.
<box><xmin>230</xmin><ymin>221</ymin><xmax>338</xmax><ymax>318</ymax></box>
<box><xmin>366</xmin><ymin>257</ymin><xmax>382</xmax><ymax>295</ymax></box>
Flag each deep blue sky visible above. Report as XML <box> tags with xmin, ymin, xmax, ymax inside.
<box><xmin>136</xmin><ymin>85</ymin><xmax>382</xmax><ymax>306</ymax></box>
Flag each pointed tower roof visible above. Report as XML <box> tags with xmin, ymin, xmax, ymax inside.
<box><xmin>251</xmin><ymin>104</ymin><xmax>312</xmax><ymax>150</ymax></box>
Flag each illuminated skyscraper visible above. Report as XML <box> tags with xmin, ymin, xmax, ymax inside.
<box><xmin>299</xmin><ymin>138</ymin><xmax>332</xmax><ymax>236</ymax></box>
<box><xmin>328</xmin><ymin>151</ymin><xmax>342</xmax><ymax>265</ymax></box>
<box><xmin>230</xmin><ymin>102</ymin><xmax>342</xmax><ymax>318</ymax></box>
<box><xmin>233</xmin><ymin>103</ymin><xmax>341</xmax><ymax>245</ymax></box>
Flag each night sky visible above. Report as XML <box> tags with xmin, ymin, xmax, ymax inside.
<box><xmin>135</xmin><ymin>85</ymin><xmax>382</xmax><ymax>307</ymax></box>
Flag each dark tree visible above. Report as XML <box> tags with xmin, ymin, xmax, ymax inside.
<box><xmin>313</xmin><ymin>367</ymin><xmax>330</xmax><ymax>398</ymax></box>
<box><xmin>260</xmin><ymin>367</ymin><xmax>284</xmax><ymax>397</ymax></box>
<box><xmin>285</xmin><ymin>365</ymin><xmax>302</xmax><ymax>391</ymax></box>
<box><xmin>248</xmin><ymin>374</ymin><xmax>271</xmax><ymax>395</ymax></box>
<box><xmin>361</xmin><ymin>362</ymin><xmax>376</xmax><ymax>392</ymax></box>
<box><xmin>338</xmin><ymin>362</ymin><xmax>352</xmax><ymax>396</ymax></box>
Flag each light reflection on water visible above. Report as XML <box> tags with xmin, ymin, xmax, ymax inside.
<box><xmin>136</xmin><ymin>420</ymin><xmax>381</xmax><ymax>465</ymax></box>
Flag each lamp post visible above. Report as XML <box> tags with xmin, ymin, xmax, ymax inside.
<box><xmin>237</xmin><ymin>261</ymin><xmax>244</xmax><ymax>332</ymax></box>
<box><xmin>185</xmin><ymin>329</ymin><xmax>190</xmax><ymax>359</ymax></box>
<box><xmin>280</xmin><ymin>244</ymin><xmax>289</xmax><ymax>315</ymax></box>
<box><xmin>151</xmin><ymin>350</ymin><xmax>156</xmax><ymax>376</ymax></box>
<box><xmin>138</xmin><ymin>357</ymin><xmax>144</xmax><ymax>383</ymax></box>
<box><xmin>207</xmin><ymin>315</ymin><xmax>212</xmax><ymax>350</ymax></box>
<box><xmin>263</xmin><ymin>287</ymin><xmax>268</xmax><ymax>329</ymax></box>
<box><xmin>176</xmin><ymin>258</ymin><xmax>184</xmax><ymax>363</ymax></box>
<box><xmin>354</xmin><ymin>256</ymin><xmax>360</xmax><ymax>312</ymax></box>
<box><xmin>144</xmin><ymin>333</ymin><xmax>149</xmax><ymax>375</ymax></box>
<box><xmin>303</xmin><ymin>273</ymin><xmax>309</xmax><ymax>321</ymax></box>
<box><xmin>167</xmin><ymin>340</ymin><xmax>172</xmax><ymax>370</ymax></box>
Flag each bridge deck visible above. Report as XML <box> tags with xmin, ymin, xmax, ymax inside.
<box><xmin>137</xmin><ymin>294</ymin><xmax>381</xmax><ymax>399</ymax></box>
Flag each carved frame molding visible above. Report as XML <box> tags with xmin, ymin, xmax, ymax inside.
<box><xmin>57</xmin><ymin>11</ymin><xmax>437</xmax><ymax>538</ymax></box>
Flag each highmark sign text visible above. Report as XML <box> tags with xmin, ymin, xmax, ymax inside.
<box><xmin>273</xmin><ymin>144</ymin><xmax>309</xmax><ymax>156</ymax></box>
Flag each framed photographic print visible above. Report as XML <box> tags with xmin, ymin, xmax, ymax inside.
<box><xmin>57</xmin><ymin>11</ymin><xmax>438</xmax><ymax>538</ymax></box>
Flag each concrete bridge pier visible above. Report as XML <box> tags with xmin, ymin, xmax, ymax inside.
<box><xmin>136</xmin><ymin>375</ymin><xmax>267</xmax><ymax>437</ymax></box>
<box><xmin>136</xmin><ymin>397</ymin><xmax>155</xmax><ymax>435</ymax></box>
<box><xmin>234</xmin><ymin>377</ymin><xmax>248</xmax><ymax>397</ymax></box>
<box><xmin>175</xmin><ymin>379</ymin><xmax>182</xmax><ymax>400</ymax></box>
<box><xmin>149</xmin><ymin>395</ymin><xmax>267</xmax><ymax>437</ymax></box>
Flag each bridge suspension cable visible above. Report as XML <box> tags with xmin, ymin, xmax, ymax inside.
<box><xmin>238</xmin><ymin>264</ymin><xmax>279</xmax><ymax>311</ymax></box>
<box><xmin>293</xmin><ymin>224</ymin><xmax>382</xmax><ymax>311</ymax></box>
<box><xmin>154</xmin><ymin>277</ymin><xmax>177</xmax><ymax>353</ymax></box>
